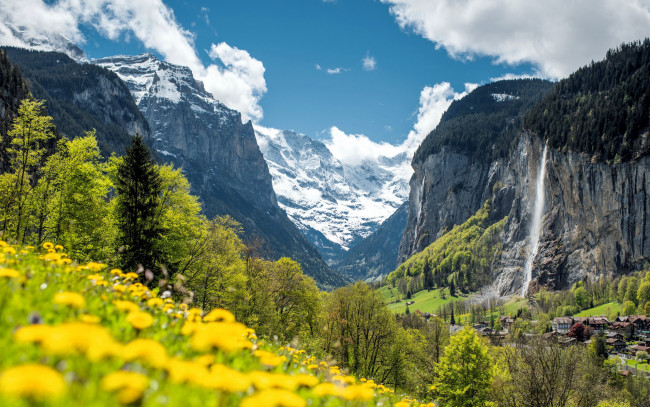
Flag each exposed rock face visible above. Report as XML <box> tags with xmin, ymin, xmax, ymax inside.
<box><xmin>402</xmin><ymin>131</ymin><xmax>650</xmax><ymax>294</ymax></box>
<box><xmin>398</xmin><ymin>148</ymin><xmax>492</xmax><ymax>264</ymax></box>
<box><xmin>94</xmin><ymin>54</ymin><xmax>346</xmax><ymax>289</ymax></box>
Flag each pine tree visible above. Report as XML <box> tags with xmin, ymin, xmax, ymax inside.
<box><xmin>114</xmin><ymin>134</ymin><xmax>162</xmax><ymax>279</ymax></box>
<box><xmin>450</xmin><ymin>304</ymin><xmax>456</xmax><ymax>325</ymax></box>
<box><xmin>424</xmin><ymin>261</ymin><xmax>434</xmax><ymax>291</ymax></box>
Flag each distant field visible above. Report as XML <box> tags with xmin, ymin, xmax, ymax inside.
<box><xmin>379</xmin><ymin>286</ymin><xmax>467</xmax><ymax>314</ymax></box>
<box><xmin>573</xmin><ymin>302</ymin><xmax>622</xmax><ymax>317</ymax></box>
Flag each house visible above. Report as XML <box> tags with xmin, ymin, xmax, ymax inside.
<box><xmin>606</xmin><ymin>332</ymin><xmax>623</xmax><ymax>341</ymax></box>
<box><xmin>606</xmin><ymin>338</ymin><xmax>627</xmax><ymax>352</ymax></box>
<box><xmin>499</xmin><ymin>316</ymin><xmax>514</xmax><ymax>332</ymax></box>
<box><xmin>586</xmin><ymin>317</ymin><xmax>609</xmax><ymax>334</ymax></box>
<box><xmin>610</xmin><ymin>321</ymin><xmax>635</xmax><ymax>340</ymax></box>
<box><xmin>630</xmin><ymin>345</ymin><xmax>650</xmax><ymax>357</ymax></box>
<box><xmin>552</xmin><ymin>317</ymin><xmax>573</xmax><ymax>334</ymax></box>
<box><xmin>629</xmin><ymin>315</ymin><xmax>649</xmax><ymax>334</ymax></box>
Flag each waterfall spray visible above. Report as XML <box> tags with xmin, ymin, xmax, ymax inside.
<box><xmin>521</xmin><ymin>143</ymin><xmax>548</xmax><ymax>297</ymax></box>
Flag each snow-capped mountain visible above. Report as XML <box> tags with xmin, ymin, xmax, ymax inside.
<box><xmin>93</xmin><ymin>53</ymin><xmax>346</xmax><ymax>288</ymax></box>
<box><xmin>255</xmin><ymin>127</ymin><xmax>410</xmax><ymax>263</ymax></box>
<box><xmin>0</xmin><ymin>21</ymin><xmax>85</xmax><ymax>62</ymax></box>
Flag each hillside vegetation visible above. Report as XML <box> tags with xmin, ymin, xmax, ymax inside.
<box><xmin>386</xmin><ymin>201</ymin><xmax>506</xmax><ymax>296</ymax></box>
<box><xmin>413</xmin><ymin>79</ymin><xmax>552</xmax><ymax>164</ymax></box>
<box><xmin>524</xmin><ymin>39</ymin><xmax>650</xmax><ymax>162</ymax></box>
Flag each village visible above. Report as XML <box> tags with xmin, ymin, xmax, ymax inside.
<box><xmin>446</xmin><ymin>314</ymin><xmax>650</xmax><ymax>377</ymax></box>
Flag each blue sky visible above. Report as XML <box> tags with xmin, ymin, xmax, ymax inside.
<box><xmin>77</xmin><ymin>0</ymin><xmax>533</xmax><ymax>144</ymax></box>
<box><xmin>4</xmin><ymin>0</ymin><xmax>650</xmax><ymax>151</ymax></box>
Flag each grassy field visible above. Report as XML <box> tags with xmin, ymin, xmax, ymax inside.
<box><xmin>379</xmin><ymin>286</ymin><xmax>467</xmax><ymax>314</ymax></box>
<box><xmin>573</xmin><ymin>302</ymin><xmax>622</xmax><ymax>317</ymax></box>
<box><xmin>625</xmin><ymin>359</ymin><xmax>650</xmax><ymax>372</ymax></box>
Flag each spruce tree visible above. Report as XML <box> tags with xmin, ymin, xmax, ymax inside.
<box><xmin>114</xmin><ymin>134</ymin><xmax>162</xmax><ymax>278</ymax></box>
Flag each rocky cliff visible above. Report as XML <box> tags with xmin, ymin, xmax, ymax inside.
<box><xmin>94</xmin><ymin>54</ymin><xmax>346</xmax><ymax>289</ymax></box>
<box><xmin>400</xmin><ymin>77</ymin><xmax>650</xmax><ymax>295</ymax></box>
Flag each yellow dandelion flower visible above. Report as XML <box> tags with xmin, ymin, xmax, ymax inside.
<box><xmin>181</xmin><ymin>321</ymin><xmax>200</xmax><ymax>336</ymax></box>
<box><xmin>54</xmin><ymin>292</ymin><xmax>86</xmax><ymax>308</ymax></box>
<box><xmin>42</xmin><ymin>242</ymin><xmax>54</xmax><ymax>250</ymax></box>
<box><xmin>146</xmin><ymin>298</ymin><xmax>163</xmax><ymax>308</ymax></box>
<box><xmin>179</xmin><ymin>303</ymin><xmax>188</xmax><ymax>311</ymax></box>
<box><xmin>248</xmin><ymin>371</ymin><xmax>298</xmax><ymax>391</ymax></box>
<box><xmin>110</xmin><ymin>268</ymin><xmax>124</xmax><ymax>276</ymax></box>
<box><xmin>0</xmin><ymin>364</ymin><xmax>66</xmax><ymax>400</ymax></box>
<box><xmin>340</xmin><ymin>384</ymin><xmax>374</xmax><ymax>401</ymax></box>
<box><xmin>113</xmin><ymin>300</ymin><xmax>140</xmax><ymax>313</ymax></box>
<box><xmin>0</xmin><ymin>268</ymin><xmax>20</xmax><ymax>278</ymax></box>
<box><xmin>206</xmin><ymin>364</ymin><xmax>251</xmax><ymax>392</ymax></box>
<box><xmin>85</xmin><ymin>262</ymin><xmax>105</xmax><ymax>272</ymax></box>
<box><xmin>190</xmin><ymin>322</ymin><xmax>252</xmax><ymax>352</ymax></box>
<box><xmin>292</xmin><ymin>374</ymin><xmax>319</xmax><ymax>388</ymax></box>
<box><xmin>394</xmin><ymin>402</ymin><xmax>411</xmax><ymax>407</ymax></box>
<box><xmin>254</xmin><ymin>350</ymin><xmax>287</xmax><ymax>367</ymax></box>
<box><xmin>113</xmin><ymin>284</ymin><xmax>126</xmax><ymax>293</ymax></box>
<box><xmin>195</xmin><ymin>354</ymin><xmax>215</xmax><ymax>367</ymax></box>
<box><xmin>124</xmin><ymin>272</ymin><xmax>139</xmax><ymax>280</ymax></box>
<box><xmin>307</xmin><ymin>364</ymin><xmax>319</xmax><ymax>370</ymax></box>
<box><xmin>86</xmin><ymin>273</ymin><xmax>104</xmax><ymax>281</ymax></box>
<box><xmin>79</xmin><ymin>314</ymin><xmax>101</xmax><ymax>324</ymax></box>
<box><xmin>126</xmin><ymin>311</ymin><xmax>154</xmax><ymax>330</ymax></box>
<box><xmin>312</xmin><ymin>382</ymin><xmax>341</xmax><ymax>397</ymax></box>
<box><xmin>202</xmin><ymin>308</ymin><xmax>235</xmax><ymax>323</ymax></box>
<box><xmin>240</xmin><ymin>389</ymin><xmax>306</xmax><ymax>407</ymax></box>
<box><xmin>0</xmin><ymin>240</ymin><xmax>7</xmax><ymax>247</ymax></box>
<box><xmin>3</xmin><ymin>246</ymin><xmax>16</xmax><ymax>255</ymax></box>
<box><xmin>101</xmin><ymin>371</ymin><xmax>148</xmax><ymax>404</ymax></box>
<box><xmin>165</xmin><ymin>358</ymin><xmax>211</xmax><ymax>387</ymax></box>
<box><xmin>54</xmin><ymin>244</ymin><xmax>64</xmax><ymax>251</ymax></box>
<box><xmin>123</xmin><ymin>339</ymin><xmax>167</xmax><ymax>368</ymax></box>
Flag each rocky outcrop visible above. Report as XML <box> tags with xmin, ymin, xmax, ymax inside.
<box><xmin>402</xmin><ymin>131</ymin><xmax>650</xmax><ymax>295</ymax></box>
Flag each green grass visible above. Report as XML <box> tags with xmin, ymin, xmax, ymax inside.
<box><xmin>625</xmin><ymin>359</ymin><xmax>650</xmax><ymax>372</ymax></box>
<box><xmin>573</xmin><ymin>302</ymin><xmax>622</xmax><ymax>317</ymax></box>
<box><xmin>379</xmin><ymin>286</ymin><xmax>466</xmax><ymax>314</ymax></box>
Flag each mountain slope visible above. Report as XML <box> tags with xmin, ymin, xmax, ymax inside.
<box><xmin>3</xmin><ymin>47</ymin><xmax>151</xmax><ymax>157</ymax></box>
<box><xmin>335</xmin><ymin>202</ymin><xmax>408</xmax><ymax>282</ymax></box>
<box><xmin>94</xmin><ymin>54</ymin><xmax>346</xmax><ymax>289</ymax></box>
<box><xmin>254</xmin><ymin>127</ymin><xmax>409</xmax><ymax>264</ymax></box>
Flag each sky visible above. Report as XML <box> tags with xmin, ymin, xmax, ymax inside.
<box><xmin>2</xmin><ymin>0</ymin><xmax>650</xmax><ymax>161</ymax></box>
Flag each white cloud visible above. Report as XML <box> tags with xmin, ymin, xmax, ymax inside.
<box><xmin>0</xmin><ymin>0</ymin><xmax>267</xmax><ymax>122</ymax></box>
<box><xmin>315</xmin><ymin>64</ymin><xmax>322</xmax><ymax>71</ymax></box>
<box><xmin>324</xmin><ymin>81</ymin><xmax>472</xmax><ymax>176</ymax></box>
<box><xmin>380</xmin><ymin>0</ymin><xmax>650</xmax><ymax>79</ymax></box>
<box><xmin>362</xmin><ymin>53</ymin><xmax>377</xmax><ymax>71</ymax></box>
<box><xmin>326</xmin><ymin>67</ymin><xmax>346</xmax><ymax>74</ymax></box>
<box><xmin>402</xmin><ymin>82</ymin><xmax>475</xmax><ymax>151</ymax></box>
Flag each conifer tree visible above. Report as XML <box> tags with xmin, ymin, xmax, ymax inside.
<box><xmin>114</xmin><ymin>134</ymin><xmax>162</xmax><ymax>278</ymax></box>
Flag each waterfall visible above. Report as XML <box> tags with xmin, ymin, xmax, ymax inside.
<box><xmin>521</xmin><ymin>143</ymin><xmax>548</xmax><ymax>297</ymax></box>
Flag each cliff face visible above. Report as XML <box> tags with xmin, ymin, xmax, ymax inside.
<box><xmin>401</xmin><ymin>132</ymin><xmax>650</xmax><ymax>295</ymax></box>
<box><xmin>94</xmin><ymin>54</ymin><xmax>346</xmax><ymax>289</ymax></box>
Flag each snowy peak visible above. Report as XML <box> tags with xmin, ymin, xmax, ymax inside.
<box><xmin>0</xmin><ymin>22</ymin><xmax>86</xmax><ymax>62</ymax></box>
<box><xmin>255</xmin><ymin>127</ymin><xmax>409</xmax><ymax>260</ymax></box>
<box><xmin>94</xmin><ymin>54</ymin><xmax>215</xmax><ymax>108</ymax></box>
